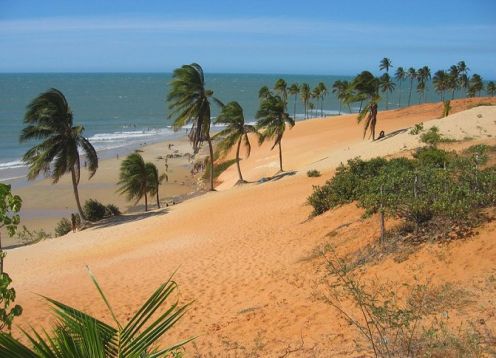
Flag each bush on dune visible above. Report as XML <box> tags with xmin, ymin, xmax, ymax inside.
<box><xmin>54</xmin><ymin>217</ymin><xmax>72</xmax><ymax>237</ymax></box>
<box><xmin>83</xmin><ymin>199</ymin><xmax>107</xmax><ymax>222</ymax></box>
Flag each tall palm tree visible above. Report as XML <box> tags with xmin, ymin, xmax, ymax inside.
<box><xmin>317</xmin><ymin>82</ymin><xmax>328</xmax><ymax>117</ymax></box>
<box><xmin>407</xmin><ymin>67</ymin><xmax>417</xmax><ymax>106</ymax></box>
<box><xmin>256</xmin><ymin>94</ymin><xmax>295</xmax><ymax>172</ymax></box>
<box><xmin>487</xmin><ymin>81</ymin><xmax>496</xmax><ymax>97</ymax></box>
<box><xmin>469</xmin><ymin>74</ymin><xmax>484</xmax><ymax>97</ymax></box>
<box><xmin>379</xmin><ymin>57</ymin><xmax>393</xmax><ymax>73</ymax></box>
<box><xmin>117</xmin><ymin>153</ymin><xmax>152</xmax><ymax>211</ymax></box>
<box><xmin>274</xmin><ymin>79</ymin><xmax>288</xmax><ymax>110</ymax></box>
<box><xmin>0</xmin><ymin>271</ymin><xmax>192</xmax><ymax>357</ymax></box>
<box><xmin>394</xmin><ymin>66</ymin><xmax>406</xmax><ymax>107</ymax></box>
<box><xmin>20</xmin><ymin>88</ymin><xmax>98</xmax><ymax>221</ymax></box>
<box><xmin>147</xmin><ymin>163</ymin><xmax>167</xmax><ymax>209</ymax></box>
<box><xmin>311</xmin><ymin>86</ymin><xmax>321</xmax><ymax>117</ymax></box>
<box><xmin>433</xmin><ymin>70</ymin><xmax>449</xmax><ymax>101</ymax></box>
<box><xmin>448</xmin><ymin>65</ymin><xmax>460</xmax><ymax>99</ymax></box>
<box><xmin>300</xmin><ymin>83</ymin><xmax>311</xmax><ymax>119</ymax></box>
<box><xmin>288</xmin><ymin>83</ymin><xmax>300</xmax><ymax>120</ymax></box>
<box><xmin>457</xmin><ymin>61</ymin><xmax>470</xmax><ymax>96</ymax></box>
<box><xmin>167</xmin><ymin>63</ymin><xmax>222</xmax><ymax>191</ymax></box>
<box><xmin>214</xmin><ymin>101</ymin><xmax>258</xmax><ymax>184</ymax></box>
<box><xmin>416</xmin><ymin>66</ymin><xmax>431</xmax><ymax>103</ymax></box>
<box><xmin>332</xmin><ymin>80</ymin><xmax>352</xmax><ymax>114</ymax></box>
<box><xmin>353</xmin><ymin>71</ymin><xmax>381</xmax><ymax>140</ymax></box>
<box><xmin>379</xmin><ymin>73</ymin><xmax>396</xmax><ymax>109</ymax></box>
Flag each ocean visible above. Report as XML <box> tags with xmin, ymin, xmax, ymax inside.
<box><xmin>0</xmin><ymin>72</ymin><xmax>464</xmax><ymax>182</ymax></box>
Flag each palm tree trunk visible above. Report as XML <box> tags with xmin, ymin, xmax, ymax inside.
<box><xmin>278</xmin><ymin>140</ymin><xmax>283</xmax><ymax>172</ymax></box>
<box><xmin>207</xmin><ymin>135</ymin><xmax>215</xmax><ymax>191</ymax></box>
<box><xmin>398</xmin><ymin>81</ymin><xmax>402</xmax><ymax>107</ymax></box>
<box><xmin>293</xmin><ymin>96</ymin><xmax>297</xmax><ymax>120</ymax></box>
<box><xmin>144</xmin><ymin>192</ymin><xmax>148</xmax><ymax>211</ymax></box>
<box><xmin>70</xmin><ymin>167</ymin><xmax>86</xmax><ymax>221</ymax></box>
<box><xmin>235</xmin><ymin>137</ymin><xmax>243</xmax><ymax>182</ymax></box>
<box><xmin>408</xmin><ymin>79</ymin><xmax>413</xmax><ymax>106</ymax></box>
<box><xmin>338</xmin><ymin>101</ymin><xmax>342</xmax><ymax>114</ymax></box>
<box><xmin>321</xmin><ymin>96</ymin><xmax>324</xmax><ymax>117</ymax></box>
<box><xmin>156</xmin><ymin>190</ymin><xmax>160</xmax><ymax>209</ymax></box>
<box><xmin>385</xmin><ymin>92</ymin><xmax>389</xmax><ymax>110</ymax></box>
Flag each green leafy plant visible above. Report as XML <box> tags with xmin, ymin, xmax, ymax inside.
<box><xmin>420</xmin><ymin>126</ymin><xmax>442</xmax><ymax>146</ymax></box>
<box><xmin>409</xmin><ymin>122</ymin><xmax>424</xmax><ymax>135</ymax></box>
<box><xmin>307</xmin><ymin>169</ymin><xmax>321</xmax><ymax>177</ymax></box>
<box><xmin>0</xmin><ymin>273</ymin><xmax>22</xmax><ymax>333</ymax></box>
<box><xmin>105</xmin><ymin>204</ymin><xmax>121</xmax><ymax>217</ymax></box>
<box><xmin>15</xmin><ymin>226</ymin><xmax>51</xmax><ymax>244</ymax></box>
<box><xmin>54</xmin><ymin>217</ymin><xmax>72</xmax><ymax>237</ymax></box>
<box><xmin>0</xmin><ymin>184</ymin><xmax>22</xmax><ymax>273</ymax></box>
<box><xmin>0</xmin><ymin>270</ymin><xmax>193</xmax><ymax>356</ymax></box>
<box><xmin>83</xmin><ymin>199</ymin><xmax>107</xmax><ymax>222</ymax></box>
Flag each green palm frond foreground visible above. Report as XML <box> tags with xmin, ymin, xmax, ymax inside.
<box><xmin>0</xmin><ymin>270</ymin><xmax>193</xmax><ymax>357</ymax></box>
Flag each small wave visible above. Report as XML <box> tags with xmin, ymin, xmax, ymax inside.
<box><xmin>0</xmin><ymin>160</ymin><xmax>26</xmax><ymax>170</ymax></box>
<box><xmin>88</xmin><ymin>131</ymin><xmax>159</xmax><ymax>142</ymax></box>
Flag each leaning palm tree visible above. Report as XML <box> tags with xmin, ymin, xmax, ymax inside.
<box><xmin>147</xmin><ymin>162</ymin><xmax>167</xmax><ymax>209</ymax></box>
<box><xmin>487</xmin><ymin>81</ymin><xmax>496</xmax><ymax>97</ymax></box>
<box><xmin>354</xmin><ymin>71</ymin><xmax>381</xmax><ymax>140</ymax></box>
<box><xmin>20</xmin><ymin>88</ymin><xmax>98</xmax><ymax>221</ymax></box>
<box><xmin>379</xmin><ymin>57</ymin><xmax>393</xmax><ymax>73</ymax></box>
<box><xmin>214</xmin><ymin>101</ymin><xmax>258</xmax><ymax>184</ymax></box>
<box><xmin>0</xmin><ymin>270</ymin><xmax>193</xmax><ymax>357</ymax></box>
<box><xmin>288</xmin><ymin>83</ymin><xmax>300</xmax><ymax>120</ymax></box>
<box><xmin>117</xmin><ymin>153</ymin><xmax>151</xmax><ymax>211</ymax></box>
<box><xmin>167</xmin><ymin>63</ymin><xmax>222</xmax><ymax>191</ymax></box>
<box><xmin>407</xmin><ymin>67</ymin><xmax>417</xmax><ymax>106</ymax></box>
<box><xmin>394</xmin><ymin>66</ymin><xmax>406</xmax><ymax>107</ymax></box>
<box><xmin>256</xmin><ymin>94</ymin><xmax>295</xmax><ymax>172</ymax></box>
<box><xmin>258</xmin><ymin>85</ymin><xmax>271</xmax><ymax>100</ymax></box>
<box><xmin>379</xmin><ymin>73</ymin><xmax>395</xmax><ymax>110</ymax></box>
<box><xmin>300</xmin><ymin>83</ymin><xmax>311</xmax><ymax>119</ymax></box>
<box><xmin>274</xmin><ymin>79</ymin><xmax>288</xmax><ymax>110</ymax></box>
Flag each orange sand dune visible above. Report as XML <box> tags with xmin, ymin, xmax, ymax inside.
<box><xmin>7</xmin><ymin>98</ymin><xmax>496</xmax><ymax>356</ymax></box>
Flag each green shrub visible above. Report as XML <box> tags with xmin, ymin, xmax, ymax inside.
<box><xmin>15</xmin><ymin>226</ymin><xmax>51</xmax><ymax>244</ymax></box>
<box><xmin>105</xmin><ymin>204</ymin><xmax>121</xmax><ymax>217</ymax></box>
<box><xmin>83</xmin><ymin>199</ymin><xmax>107</xmax><ymax>222</ymax></box>
<box><xmin>54</xmin><ymin>218</ymin><xmax>72</xmax><ymax>237</ymax></box>
<box><xmin>409</xmin><ymin>122</ymin><xmax>424</xmax><ymax>135</ymax></box>
<box><xmin>420</xmin><ymin>126</ymin><xmax>443</xmax><ymax>146</ymax></box>
<box><xmin>307</xmin><ymin>169</ymin><xmax>321</xmax><ymax>177</ymax></box>
<box><xmin>413</xmin><ymin>147</ymin><xmax>453</xmax><ymax>168</ymax></box>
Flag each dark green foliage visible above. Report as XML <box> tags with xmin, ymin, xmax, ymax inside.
<box><xmin>203</xmin><ymin>159</ymin><xmax>237</xmax><ymax>181</ymax></box>
<box><xmin>0</xmin><ymin>271</ymin><xmax>193</xmax><ymax>356</ymax></box>
<box><xmin>413</xmin><ymin>147</ymin><xmax>453</xmax><ymax>168</ymax></box>
<box><xmin>55</xmin><ymin>218</ymin><xmax>72</xmax><ymax>237</ymax></box>
<box><xmin>0</xmin><ymin>273</ymin><xmax>22</xmax><ymax>332</ymax></box>
<box><xmin>420</xmin><ymin>126</ymin><xmax>443</xmax><ymax>146</ymax></box>
<box><xmin>83</xmin><ymin>199</ymin><xmax>107</xmax><ymax>222</ymax></box>
<box><xmin>409</xmin><ymin>122</ymin><xmax>424</xmax><ymax>135</ymax></box>
<box><xmin>307</xmin><ymin>169</ymin><xmax>321</xmax><ymax>177</ymax></box>
<box><xmin>105</xmin><ymin>204</ymin><xmax>121</xmax><ymax>217</ymax></box>
<box><xmin>0</xmin><ymin>184</ymin><xmax>22</xmax><ymax>274</ymax></box>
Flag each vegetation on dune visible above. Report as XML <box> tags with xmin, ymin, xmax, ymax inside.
<box><xmin>308</xmin><ymin>146</ymin><xmax>496</xmax><ymax>243</ymax></box>
<box><xmin>214</xmin><ymin>101</ymin><xmax>259</xmax><ymax>184</ymax></box>
<box><xmin>256</xmin><ymin>93</ymin><xmax>295</xmax><ymax>173</ymax></box>
<box><xmin>0</xmin><ymin>271</ymin><xmax>193</xmax><ymax>357</ymax></box>
<box><xmin>55</xmin><ymin>217</ymin><xmax>73</xmax><ymax>237</ymax></box>
<box><xmin>167</xmin><ymin>63</ymin><xmax>223</xmax><ymax>191</ymax></box>
<box><xmin>19</xmin><ymin>88</ymin><xmax>98</xmax><ymax>221</ymax></box>
<box><xmin>307</xmin><ymin>169</ymin><xmax>321</xmax><ymax>177</ymax></box>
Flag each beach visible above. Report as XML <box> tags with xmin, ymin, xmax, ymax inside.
<box><xmin>6</xmin><ymin>98</ymin><xmax>496</xmax><ymax>355</ymax></box>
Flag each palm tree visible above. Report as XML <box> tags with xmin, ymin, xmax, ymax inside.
<box><xmin>288</xmin><ymin>83</ymin><xmax>300</xmax><ymax>120</ymax></box>
<box><xmin>311</xmin><ymin>86</ymin><xmax>321</xmax><ymax>117</ymax></box>
<box><xmin>332</xmin><ymin>80</ymin><xmax>351</xmax><ymax>114</ymax></box>
<box><xmin>379</xmin><ymin>73</ymin><xmax>396</xmax><ymax>109</ymax></box>
<box><xmin>256</xmin><ymin>94</ymin><xmax>295</xmax><ymax>172</ymax></box>
<box><xmin>214</xmin><ymin>101</ymin><xmax>258</xmax><ymax>184</ymax></box>
<box><xmin>469</xmin><ymin>74</ymin><xmax>484</xmax><ymax>97</ymax></box>
<box><xmin>274</xmin><ymin>79</ymin><xmax>288</xmax><ymax>110</ymax></box>
<box><xmin>448</xmin><ymin>65</ymin><xmax>460</xmax><ymax>99</ymax></box>
<box><xmin>20</xmin><ymin>88</ymin><xmax>98</xmax><ymax>221</ymax></box>
<box><xmin>317</xmin><ymin>82</ymin><xmax>328</xmax><ymax>117</ymax></box>
<box><xmin>167</xmin><ymin>63</ymin><xmax>222</xmax><ymax>191</ymax></box>
<box><xmin>457</xmin><ymin>61</ymin><xmax>470</xmax><ymax>96</ymax></box>
<box><xmin>117</xmin><ymin>153</ymin><xmax>152</xmax><ymax>211</ymax></box>
<box><xmin>433</xmin><ymin>70</ymin><xmax>449</xmax><ymax>101</ymax></box>
<box><xmin>258</xmin><ymin>85</ymin><xmax>271</xmax><ymax>100</ymax></box>
<box><xmin>353</xmin><ymin>71</ymin><xmax>381</xmax><ymax>140</ymax></box>
<box><xmin>379</xmin><ymin>57</ymin><xmax>393</xmax><ymax>73</ymax></box>
<box><xmin>407</xmin><ymin>67</ymin><xmax>417</xmax><ymax>106</ymax></box>
<box><xmin>394</xmin><ymin>67</ymin><xmax>406</xmax><ymax>107</ymax></box>
<box><xmin>300</xmin><ymin>83</ymin><xmax>311</xmax><ymax>119</ymax></box>
<box><xmin>147</xmin><ymin>163</ymin><xmax>167</xmax><ymax>209</ymax></box>
<box><xmin>0</xmin><ymin>271</ymin><xmax>193</xmax><ymax>357</ymax></box>
<box><xmin>487</xmin><ymin>81</ymin><xmax>496</xmax><ymax>97</ymax></box>
<box><xmin>416</xmin><ymin>66</ymin><xmax>431</xmax><ymax>103</ymax></box>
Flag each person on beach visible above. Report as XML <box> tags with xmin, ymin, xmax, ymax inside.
<box><xmin>71</xmin><ymin>213</ymin><xmax>77</xmax><ymax>233</ymax></box>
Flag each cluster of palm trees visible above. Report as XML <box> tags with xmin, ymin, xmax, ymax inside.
<box><xmin>117</xmin><ymin>153</ymin><xmax>166</xmax><ymax>212</ymax></box>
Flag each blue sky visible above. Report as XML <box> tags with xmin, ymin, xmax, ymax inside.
<box><xmin>1</xmin><ymin>0</ymin><xmax>495</xmax><ymax>78</ymax></box>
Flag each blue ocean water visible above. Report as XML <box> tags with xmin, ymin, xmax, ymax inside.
<box><xmin>0</xmin><ymin>72</ymin><xmax>468</xmax><ymax>180</ymax></box>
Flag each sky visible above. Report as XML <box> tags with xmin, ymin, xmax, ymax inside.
<box><xmin>1</xmin><ymin>0</ymin><xmax>495</xmax><ymax>78</ymax></box>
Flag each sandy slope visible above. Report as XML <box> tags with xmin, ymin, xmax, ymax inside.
<box><xmin>6</xmin><ymin>98</ymin><xmax>496</xmax><ymax>356</ymax></box>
